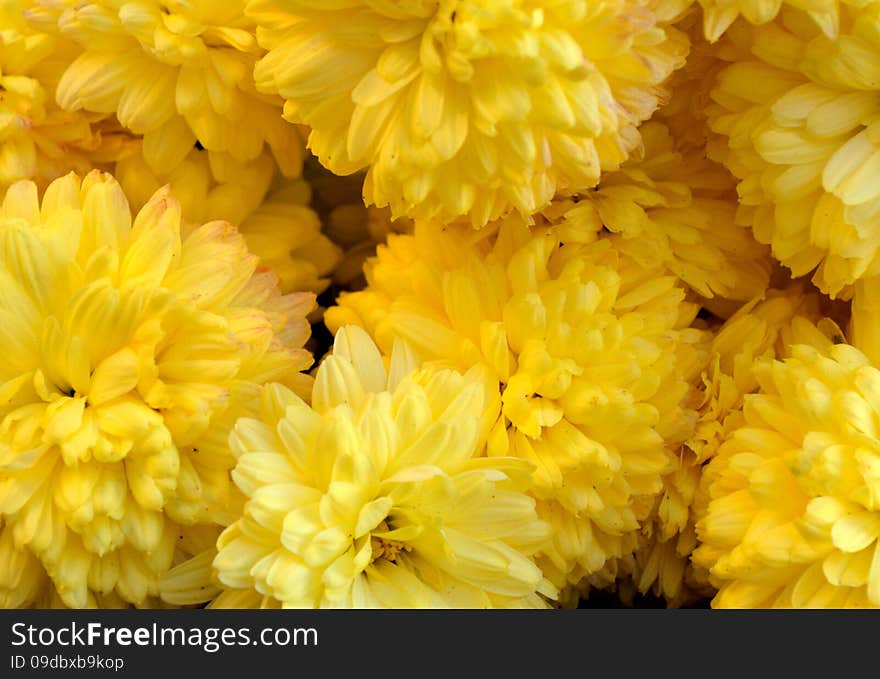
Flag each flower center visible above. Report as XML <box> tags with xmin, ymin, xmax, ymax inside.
<box><xmin>369</xmin><ymin>521</ymin><xmax>410</xmax><ymax>565</ymax></box>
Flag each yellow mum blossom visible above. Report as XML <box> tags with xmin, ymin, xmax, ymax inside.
<box><xmin>550</xmin><ymin>121</ymin><xmax>773</xmax><ymax>303</ymax></box>
<box><xmin>0</xmin><ymin>0</ymin><xmax>132</xmax><ymax>191</ymax></box>
<box><xmin>0</xmin><ymin>171</ymin><xmax>314</xmax><ymax>608</ymax></box>
<box><xmin>27</xmin><ymin>0</ymin><xmax>305</xmax><ymax>179</ymax></box>
<box><xmin>705</xmin><ymin>7</ymin><xmax>880</xmax><ymax>298</ymax></box>
<box><xmin>249</xmin><ymin>0</ymin><xmax>691</xmax><ymax>226</ymax></box>
<box><xmin>116</xmin><ymin>146</ymin><xmax>343</xmax><ymax>294</ymax></box>
<box><xmin>326</xmin><ymin>217</ymin><xmax>709</xmax><ymax>588</ymax></box>
<box><xmin>692</xmin><ymin>313</ymin><xmax>880</xmax><ymax>607</ymax></box>
<box><xmin>213</xmin><ymin>325</ymin><xmax>555</xmax><ymax>608</ymax></box>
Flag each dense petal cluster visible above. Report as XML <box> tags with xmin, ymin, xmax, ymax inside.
<box><xmin>705</xmin><ymin>5</ymin><xmax>880</xmax><ymax>298</ymax></box>
<box><xmin>0</xmin><ymin>172</ymin><xmax>314</xmax><ymax>608</ymax></box>
<box><xmin>0</xmin><ymin>0</ymin><xmax>131</xmax><ymax>191</ymax></box>
<box><xmin>248</xmin><ymin>0</ymin><xmax>691</xmax><ymax>226</ymax></box>
<box><xmin>213</xmin><ymin>326</ymin><xmax>554</xmax><ymax>608</ymax></box>
<box><xmin>116</xmin><ymin>144</ymin><xmax>278</xmax><ymax>226</ymax></box>
<box><xmin>27</xmin><ymin>0</ymin><xmax>305</xmax><ymax>179</ymax></box>
<box><xmin>326</xmin><ymin>216</ymin><xmax>709</xmax><ymax>589</ymax></box>
<box><xmin>693</xmin><ymin>322</ymin><xmax>880</xmax><ymax>607</ymax></box>
<box><xmin>551</xmin><ymin>121</ymin><xmax>774</xmax><ymax>302</ymax></box>
<box><xmin>116</xmin><ymin>148</ymin><xmax>343</xmax><ymax>294</ymax></box>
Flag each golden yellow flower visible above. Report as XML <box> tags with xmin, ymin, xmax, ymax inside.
<box><xmin>27</xmin><ymin>0</ymin><xmax>305</xmax><ymax>179</ymax></box>
<box><xmin>0</xmin><ymin>0</ymin><xmax>132</xmax><ymax>191</ymax></box>
<box><xmin>116</xmin><ymin>146</ymin><xmax>342</xmax><ymax>294</ymax></box>
<box><xmin>249</xmin><ymin>0</ymin><xmax>691</xmax><ymax>226</ymax></box>
<box><xmin>213</xmin><ymin>326</ymin><xmax>555</xmax><ymax>608</ymax></box>
<box><xmin>326</xmin><ymin>216</ymin><xmax>709</xmax><ymax>589</ymax></box>
<box><xmin>705</xmin><ymin>7</ymin><xmax>880</xmax><ymax>298</ymax></box>
<box><xmin>0</xmin><ymin>171</ymin><xmax>314</xmax><ymax>608</ymax></box>
<box><xmin>690</xmin><ymin>309</ymin><xmax>880</xmax><ymax>607</ymax></box>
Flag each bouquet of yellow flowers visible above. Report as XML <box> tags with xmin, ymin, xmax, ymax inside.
<box><xmin>2</xmin><ymin>0</ymin><xmax>879</xmax><ymax>610</ymax></box>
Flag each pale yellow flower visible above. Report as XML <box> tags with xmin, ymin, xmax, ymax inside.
<box><xmin>213</xmin><ymin>326</ymin><xmax>555</xmax><ymax>608</ymax></box>
<box><xmin>0</xmin><ymin>171</ymin><xmax>314</xmax><ymax>608</ymax></box>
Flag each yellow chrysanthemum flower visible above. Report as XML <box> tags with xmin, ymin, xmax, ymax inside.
<box><xmin>550</xmin><ymin>121</ymin><xmax>774</xmax><ymax>303</ymax></box>
<box><xmin>248</xmin><ymin>0</ymin><xmax>691</xmax><ymax>226</ymax></box>
<box><xmin>116</xmin><ymin>146</ymin><xmax>343</xmax><ymax>294</ymax></box>
<box><xmin>1</xmin><ymin>519</ymin><xmax>221</xmax><ymax>608</ymax></box>
<box><xmin>705</xmin><ymin>7</ymin><xmax>880</xmax><ymax>298</ymax></box>
<box><xmin>0</xmin><ymin>171</ymin><xmax>314</xmax><ymax>608</ymax></box>
<box><xmin>212</xmin><ymin>325</ymin><xmax>555</xmax><ymax>608</ymax></box>
<box><xmin>690</xmin><ymin>309</ymin><xmax>880</xmax><ymax>607</ymax></box>
<box><xmin>27</xmin><ymin>0</ymin><xmax>305</xmax><ymax>180</ymax></box>
<box><xmin>0</xmin><ymin>0</ymin><xmax>133</xmax><ymax>191</ymax></box>
<box><xmin>326</xmin><ymin>217</ymin><xmax>709</xmax><ymax>588</ymax></box>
